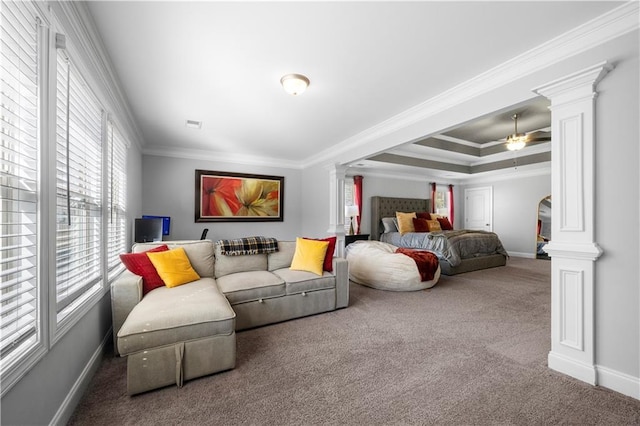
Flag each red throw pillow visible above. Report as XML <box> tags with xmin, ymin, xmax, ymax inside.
<box><xmin>437</xmin><ymin>217</ymin><xmax>454</xmax><ymax>230</ymax></box>
<box><xmin>416</xmin><ymin>212</ymin><xmax>431</xmax><ymax>220</ymax></box>
<box><xmin>412</xmin><ymin>218</ymin><xmax>430</xmax><ymax>232</ymax></box>
<box><xmin>303</xmin><ymin>236</ymin><xmax>337</xmax><ymax>272</ymax></box>
<box><xmin>120</xmin><ymin>245</ymin><xmax>169</xmax><ymax>295</ymax></box>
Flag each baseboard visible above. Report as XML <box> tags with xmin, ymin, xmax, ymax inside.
<box><xmin>509</xmin><ymin>251</ymin><xmax>536</xmax><ymax>259</ymax></box>
<box><xmin>50</xmin><ymin>328</ymin><xmax>112</xmax><ymax>426</ymax></box>
<box><xmin>597</xmin><ymin>365</ymin><xmax>640</xmax><ymax>400</ymax></box>
<box><xmin>548</xmin><ymin>351</ymin><xmax>597</xmax><ymax>385</ymax></box>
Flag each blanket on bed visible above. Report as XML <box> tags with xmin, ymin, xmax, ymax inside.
<box><xmin>395</xmin><ymin>248</ymin><xmax>439</xmax><ymax>281</ymax></box>
<box><xmin>218</xmin><ymin>236</ymin><xmax>279</xmax><ymax>256</ymax></box>
<box><xmin>382</xmin><ymin>230</ymin><xmax>507</xmax><ymax>267</ymax></box>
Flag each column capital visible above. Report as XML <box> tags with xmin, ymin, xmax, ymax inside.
<box><xmin>533</xmin><ymin>61</ymin><xmax>613</xmax><ymax>103</ymax></box>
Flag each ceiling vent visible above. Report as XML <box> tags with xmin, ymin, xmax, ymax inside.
<box><xmin>185</xmin><ymin>119</ymin><xmax>202</xmax><ymax>129</ymax></box>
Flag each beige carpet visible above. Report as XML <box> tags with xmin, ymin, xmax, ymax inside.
<box><xmin>69</xmin><ymin>257</ymin><xmax>640</xmax><ymax>425</ymax></box>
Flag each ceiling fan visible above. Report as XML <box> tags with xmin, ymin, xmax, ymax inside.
<box><xmin>505</xmin><ymin>113</ymin><xmax>551</xmax><ymax>151</ymax></box>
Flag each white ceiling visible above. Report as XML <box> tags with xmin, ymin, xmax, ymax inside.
<box><xmin>86</xmin><ymin>1</ymin><xmax>623</xmax><ymax>172</ymax></box>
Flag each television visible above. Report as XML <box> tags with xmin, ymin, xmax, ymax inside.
<box><xmin>142</xmin><ymin>215</ymin><xmax>171</xmax><ymax>235</ymax></box>
<box><xmin>134</xmin><ymin>218</ymin><xmax>164</xmax><ymax>243</ymax></box>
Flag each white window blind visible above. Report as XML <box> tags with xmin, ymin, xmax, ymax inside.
<box><xmin>106</xmin><ymin>121</ymin><xmax>126</xmax><ymax>279</ymax></box>
<box><xmin>0</xmin><ymin>1</ymin><xmax>40</xmax><ymax>369</ymax></box>
<box><xmin>55</xmin><ymin>52</ymin><xmax>103</xmax><ymax>320</ymax></box>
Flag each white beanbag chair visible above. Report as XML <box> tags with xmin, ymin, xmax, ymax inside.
<box><xmin>345</xmin><ymin>240</ymin><xmax>440</xmax><ymax>291</ymax></box>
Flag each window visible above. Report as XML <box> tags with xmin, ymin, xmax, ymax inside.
<box><xmin>1</xmin><ymin>0</ymin><xmax>132</xmax><ymax>394</ymax></box>
<box><xmin>0</xmin><ymin>0</ymin><xmax>42</xmax><ymax>382</ymax></box>
<box><xmin>106</xmin><ymin>121</ymin><xmax>127</xmax><ymax>280</ymax></box>
<box><xmin>54</xmin><ymin>52</ymin><xmax>104</xmax><ymax>324</ymax></box>
<box><xmin>344</xmin><ymin>178</ymin><xmax>354</xmax><ymax>233</ymax></box>
<box><xmin>434</xmin><ymin>189</ymin><xmax>448</xmax><ymax>216</ymax></box>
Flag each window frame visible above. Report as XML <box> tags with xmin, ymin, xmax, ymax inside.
<box><xmin>0</xmin><ymin>1</ymin><xmax>51</xmax><ymax>396</ymax></box>
<box><xmin>1</xmin><ymin>1</ymin><xmax>132</xmax><ymax>395</ymax></box>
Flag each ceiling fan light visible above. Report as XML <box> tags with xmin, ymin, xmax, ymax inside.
<box><xmin>280</xmin><ymin>73</ymin><xmax>309</xmax><ymax>96</ymax></box>
<box><xmin>506</xmin><ymin>133</ymin><xmax>527</xmax><ymax>151</ymax></box>
<box><xmin>505</xmin><ymin>113</ymin><xmax>527</xmax><ymax>151</ymax></box>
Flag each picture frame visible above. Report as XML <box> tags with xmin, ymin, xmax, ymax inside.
<box><xmin>195</xmin><ymin>169</ymin><xmax>284</xmax><ymax>222</ymax></box>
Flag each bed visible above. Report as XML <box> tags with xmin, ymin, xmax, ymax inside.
<box><xmin>370</xmin><ymin>196</ymin><xmax>508</xmax><ymax>275</ymax></box>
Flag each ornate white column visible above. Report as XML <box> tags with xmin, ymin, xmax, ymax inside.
<box><xmin>533</xmin><ymin>61</ymin><xmax>612</xmax><ymax>385</ymax></box>
<box><xmin>327</xmin><ymin>164</ymin><xmax>347</xmax><ymax>257</ymax></box>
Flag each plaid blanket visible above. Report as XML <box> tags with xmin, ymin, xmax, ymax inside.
<box><xmin>218</xmin><ymin>236</ymin><xmax>279</xmax><ymax>256</ymax></box>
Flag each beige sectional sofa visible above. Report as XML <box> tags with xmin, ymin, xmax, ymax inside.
<box><xmin>111</xmin><ymin>239</ymin><xmax>348</xmax><ymax>395</ymax></box>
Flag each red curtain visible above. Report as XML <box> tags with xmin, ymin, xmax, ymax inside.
<box><xmin>448</xmin><ymin>184</ymin><xmax>455</xmax><ymax>225</ymax></box>
<box><xmin>430</xmin><ymin>182</ymin><xmax>437</xmax><ymax>213</ymax></box>
<box><xmin>353</xmin><ymin>175</ymin><xmax>363</xmax><ymax>234</ymax></box>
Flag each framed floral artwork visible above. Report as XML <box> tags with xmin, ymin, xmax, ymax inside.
<box><xmin>195</xmin><ymin>170</ymin><xmax>284</xmax><ymax>222</ymax></box>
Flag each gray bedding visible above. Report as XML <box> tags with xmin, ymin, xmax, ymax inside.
<box><xmin>380</xmin><ymin>229</ymin><xmax>508</xmax><ymax>267</ymax></box>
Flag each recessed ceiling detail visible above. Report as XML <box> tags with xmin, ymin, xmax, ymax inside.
<box><xmin>366</xmin><ymin>97</ymin><xmax>552</xmax><ymax>177</ymax></box>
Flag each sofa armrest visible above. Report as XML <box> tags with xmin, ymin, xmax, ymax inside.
<box><xmin>333</xmin><ymin>257</ymin><xmax>349</xmax><ymax>308</ymax></box>
<box><xmin>111</xmin><ymin>270</ymin><xmax>143</xmax><ymax>356</ymax></box>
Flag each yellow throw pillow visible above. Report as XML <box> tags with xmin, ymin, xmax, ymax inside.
<box><xmin>427</xmin><ymin>220</ymin><xmax>442</xmax><ymax>232</ymax></box>
<box><xmin>290</xmin><ymin>237</ymin><xmax>329</xmax><ymax>276</ymax></box>
<box><xmin>146</xmin><ymin>247</ymin><xmax>200</xmax><ymax>288</ymax></box>
<box><xmin>430</xmin><ymin>213</ymin><xmax>443</xmax><ymax>220</ymax></box>
<box><xmin>396</xmin><ymin>211</ymin><xmax>417</xmax><ymax>235</ymax></box>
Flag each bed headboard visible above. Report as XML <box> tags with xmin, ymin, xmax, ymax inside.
<box><xmin>370</xmin><ymin>196</ymin><xmax>430</xmax><ymax>240</ymax></box>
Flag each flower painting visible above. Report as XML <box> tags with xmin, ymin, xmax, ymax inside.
<box><xmin>195</xmin><ymin>170</ymin><xmax>284</xmax><ymax>222</ymax></box>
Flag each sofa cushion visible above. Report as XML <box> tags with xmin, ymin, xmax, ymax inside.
<box><xmin>147</xmin><ymin>247</ymin><xmax>201</xmax><ymax>288</ymax></box>
<box><xmin>267</xmin><ymin>241</ymin><xmax>296</xmax><ymax>271</ymax></box>
<box><xmin>290</xmin><ymin>237</ymin><xmax>329</xmax><ymax>276</ymax></box>
<box><xmin>272</xmin><ymin>268</ymin><xmax>336</xmax><ymax>295</ymax></box>
<box><xmin>304</xmin><ymin>236</ymin><xmax>337</xmax><ymax>272</ymax></box>
<box><xmin>215</xmin><ymin>243</ymin><xmax>267</xmax><ymax>278</ymax></box>
<box><xmin>117</xmin><ymin>278</ymin><xmax>235</xmax><ymax>355</ymax></box>
<box><xmin>119</xmin><ymin>244</ymin><xmax>169</xmax><ymax>295</ymax></box>
<box><xmin>133</xmin><ymin>240</ymin><xmax>214</xmax><ymax>278</ymax></box>
<box><xmin>216</xmin><ymin>271</ymin><xmax>285</xmax><ymax>304</ymax></box>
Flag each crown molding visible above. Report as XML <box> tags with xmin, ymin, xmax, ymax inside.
<box><xmin>143</xmin><ymin>146</ymin><xmax>304</xmax><ymax>170</ymax></box>
<box><xmin>302</xmin><ymin>1</ymin><xmax>639</xmax><ymax>170</ymax></box>
<box><xmin>459</xmin><ymin>162</ymin><xmax>551</xmax><ymax>185</ymax></box>
<box><xmin>49</xmin><ymin>1</ymin><xmax>145</xmax><ymax>150</ymax></box>
<box><xmin>345</xmin><ymin>168</ymin><xmax>458</xmax><ymax>184</ymax></box>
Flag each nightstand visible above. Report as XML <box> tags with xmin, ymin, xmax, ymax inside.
<box><xmin>345</xmin><ymin>233</ymin><xmax>370</xmax><ymax>247</ymax></box>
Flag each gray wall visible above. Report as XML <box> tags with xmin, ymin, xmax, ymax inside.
<box><xmin>142</xmin><ymin>155</ymin><xmax>304</xmax><ymax>242</ymax></box>
<box><xmin>460</xmin><ymin>172</ymin><xmax>551</xmax><ymax>257</ymax></box>
<box><xmin>594</xmin><ymin>51</ymin><xmax>639</xmax><ymax>378</ymax></box>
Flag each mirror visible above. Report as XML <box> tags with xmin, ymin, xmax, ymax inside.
<box><xmin>536</xmin><ymin>195</ymin><xmax>551</xmax><ymax>259</ymax></box>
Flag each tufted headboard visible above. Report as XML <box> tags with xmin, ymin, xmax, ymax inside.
<box><xmin>370</xmin><ymin>196</ymin><xmax>430</xmax><ymax>240</ymax></box>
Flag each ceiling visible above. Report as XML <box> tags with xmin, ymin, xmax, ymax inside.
<box><xmin>86</xmin><ymin>1</ymin><xmax>623</xmax><ymax>178</ymax></box>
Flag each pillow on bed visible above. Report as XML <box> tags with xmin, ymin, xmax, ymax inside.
<box><xmin>427</xmin><ymin>220</ymin><xmax>442</xmax><ymax>232</ymax></box>
<box><xmin>381</xmin><ymin>217</ymin><xmax>398</xmax><ymax>233</ymax></box>
<box><xmin>396</xmin><ymin>212</ymin><xmax>417</xmax><ymax>234</ymax></box>
<box><xmin>437</xmin><ymin>216</ymin><xmax>454</xmax><ymax>230</ymax></box>
<box><xmin>412</xmin><ymin>218</ymin><xmax>430</xmax><ymax>232</ymax></box>
<box><xmin>430</xmin><ymin>213</ymin><xmax>444</xmax><ymax>220</ymax></box>
<box><xmin>416</xmin><ymin>212</ymin><xmax>431</xmax><ymax>220</ymax></box>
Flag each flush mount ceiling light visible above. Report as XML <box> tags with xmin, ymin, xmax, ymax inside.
<box><xmin>280</xmin><ymin>73</ymin><xmax>310</xmax><ymax>96</ymax></box>
<box><xmin>505</xmin><ymin>113</ymin><xmax>527</xmax><ymax>151</ymax></box>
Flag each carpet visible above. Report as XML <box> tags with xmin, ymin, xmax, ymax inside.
<box><xmin>68</xmin><ymin>257</ymin><xmax>640</xmax><ymax>425</ymax></box>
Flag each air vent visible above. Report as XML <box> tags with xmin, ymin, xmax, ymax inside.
<box><xmin>185</xmin><ymin>120</ymin><xmax>202</xmax><ymax>129</ymax></box>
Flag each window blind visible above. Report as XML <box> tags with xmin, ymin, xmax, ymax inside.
<box><xmin>55</xmin><ymin>53</ymin><xmax>103</xmax><ymax>319</ymax></box>
<box><xmin>106</xmin><ymin>121</ymin><xmax>127</xmax><ymax>279</ymax></box>
<box><xmin>0</xmin><ymin>1</ymin><xmax>40</xmax><ymax>367</ymax></box>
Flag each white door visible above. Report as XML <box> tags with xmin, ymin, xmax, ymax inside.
<box><xmin>465</xmin><ymin>186</ymin><xmax>493</xmax><ymax>231</ymax></box>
